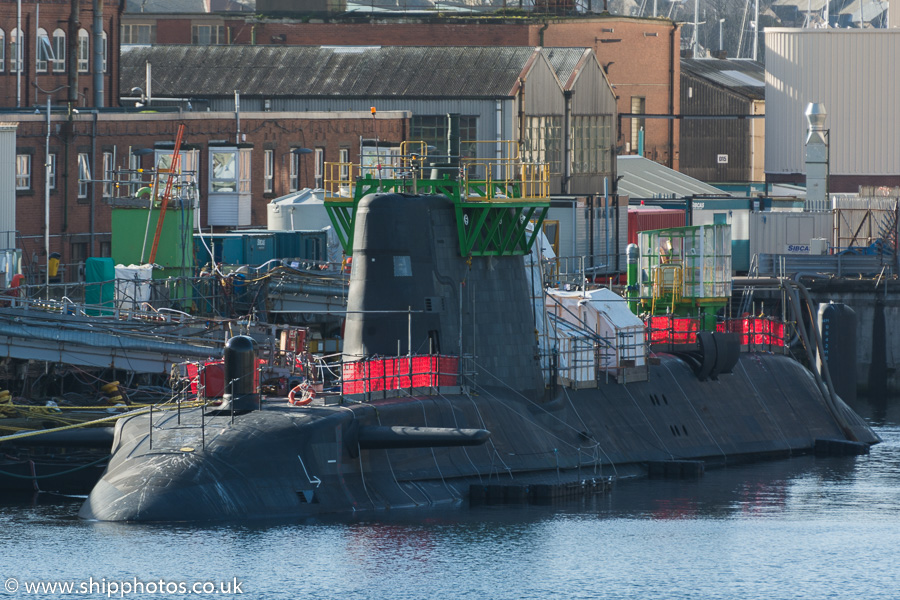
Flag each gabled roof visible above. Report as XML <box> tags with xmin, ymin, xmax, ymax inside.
<box><xmin>617</xmin><ymin>155</ymin><xmax>731</xmax><ymax>199</ymax></box>
<box><xmin>542</xmin><ymin>47</ymin><xmax>589</xmax><ymax>90</ymax></box>
<box><xmin>120</xmin><ymin>45</ymin><xmax>570</xmax><ymax>99</ymax></box>
<box><xmin>680</xmin><ymin>58</ymin><xmax>765</xmax><ymax>101</ymax></box>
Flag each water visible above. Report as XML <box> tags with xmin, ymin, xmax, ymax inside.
<box><xmin>2</xmin><ymin>397</ymin><xmax>899</xmax><ymax>600</ymax></box>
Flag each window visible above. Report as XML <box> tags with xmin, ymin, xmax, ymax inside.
<box><xmin>127</xmin><ymin>152</ymin><xmax>140</xmax><ymax>196</ymax></box>
<box><xmin>121</xmin><ymin>24</ymin><xmax>156</xmax><ymax>45</ymax></box>
<box><xmin>15</xmin><ymin>154</ymin><xmax>31</xmax><ymax>190</ymax></box>
<box><xmin>239</xmin><ymin>148</ymin><xmax>251</xmax><ymax>193</ymax></box>
<box><xmin>0</xmin><ymin>29</ymin><xmax>5</xmax><ymax>73</ymax></box>
<box><xmin>10</xmin><ymin>28</ymin><xmax>23</xmax><ymax>73</ymax></box>
<box><xmin>102</xmin><ymin>152</ymin><xmax>114</xmax><ymax>198</ymax></box>
<box><xmin>571</xmin><ymin>115</ymin><xmax>613</xmax><ymax>175</ymax></box>
<box><xmin>630</xmin><ymin>96</ymin><xmax>646</xmax><ymax>154</ymax></box>
<box><xmin>52</xmin><ymin>29</ymin><xmax>66</xmax><ymax>72</ymax></box>
<box><xmin>191</xmin><ymin>25</ymin><xmax>225</xmax><ymax>45</ymax></box>
<box><xmin>78</xmin><ymin>153</ymin><xmax>91</xmax><ymax>198</ymax></box>
<box><xmin>155</xmin><ymin>149</ymin><xmax>199</xmax><ymax>198</ymax></box>
<box><xmin>101</xmin><ymin>31</ymin><xmax>108</xmax><ymax>73</ymax></box>
<box><xmin>77</xmin><ymin>29</ymin><xmax>89</xmax><ymax>73</ymax></box>
<box><xmin>210</xmin><ymin>151</ymin><xmax>236</xmax><ymax>192</ymax></box>
<box><xmin>314</xmin><ymin>148</ymin><xmax>324</xmax><ymax>188</ymax></box>
<box><xmin>339</xmin><ymin>148</ymin><xmax>349</xmax><ymax>181</ymax></box>
<box><xmin>71</xmin><ymin>242</ymin><xmax>88</xmax><ymax>279</ymax></box>
<box><xmin>523</xmin><ymin>116</ymin><xmax>563</xmax><ymax>176</ymax></box>
<box><xmin>410</xmin><ymin>115</ymin><xmax>478</xmax><ymax>158</ymax></box>
<box><xmin>48</xmin><ymin>153</ymin><xmax>57</xmax><ymax>190</ymax></box>
<box><xmin>289</xmin><ymin>152</ymin><xmax>299</xmax><ymax>191</ymax></box>
<box><xmin>36</xmin><ymin>28</ymin><xmax>50</xmax><ymax>72</ymax></box>
<box><xmin>264</xmin><ymin>150</ymin><xmax>274</xmax><ymax>193</ymax></box>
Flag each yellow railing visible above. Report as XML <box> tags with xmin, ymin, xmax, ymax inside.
<box><xmin>322</xmin><ymin>140</ymin><xmax>549</xmax><ymax>201</ymax></box>
<box><xmin>651</xmin><ymin>264</ymin><xmax>683</xmax><ymax>315</ymax></box>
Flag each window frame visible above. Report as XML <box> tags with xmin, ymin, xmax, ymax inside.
<box><xmin>314</xmin><ymin>148</ymin><xmax>324</xmax><ymax>188</ymax></box>
<box><xmin>121</xmin><ymin>24</ymin><xmax>156</xmax><ymax>45</ymax></box>
<box><xmin>52</xmin><ymin>29</ymin><xmax>66</xmax><ymax>73</ymax></box>
<box><xmin>0</xmin><ymin>29</ymin><xmax>5</xmax><ymax>73</ymax></box>
<box><xmin>36</xmin><ymin>28</ymin><xmax>50</xmax><ymax>73</ymax></box>
<box><xmin>10</xmin><ymin>28</ymin><xmax>23</xmax><ymax>73</ymax></box>
<box><xmin>264</xmin><ymin>149</ymin><xmax>274</xmax><ymax>193</ymax></box>
<box><xmin>191</xmin><ymin>24</ymin><xmax>225</xmax><ymax>45</ymax></box>
<box><xmin>239</xmin><ymin>148</ymin><xmax>252</xmax><ymax>193</ymax></box>
<box><xmin>339</xmin><ymin>148</ymin><xmax>349</xmax><ymax>181</ymax></box>
<box><xmin>77</xmin><ymin>29</ymin><xmax>89</xmax><ymax>73</ymax></box>
<box><xmin>101</xmin><ymin>31</ymin><xmax>108</xmax><ymax>73</ymax></box>
<box><xmin>77</xmin><ymin>153</ymin><xmax>91</xmax><ymax>199</ymax></box>
<box><xmin>289</xmin><ymin>151</ymin><xmax>299</xmax><ymax>192</ymax></box>
<box><xmin>630</xmin><ymin>96</ymin><xmax>646</xmax><ymax>154</ymax></box>
<box><xmin>15</xmin><ymin>154</ymin><xmax>32</xmax><ymax>191</ymax></box>
<box><xmin>102</xmin><ymin>151</ymin><xmax>114</xmax><ymax>198</ymax></box>
<box><xmin>48</xmin><ymin>153</ymin><xmax>57</xmax><ymax>190</ymax></box>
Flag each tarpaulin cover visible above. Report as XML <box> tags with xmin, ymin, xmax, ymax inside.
<box><xmin>85</xmin><ymin>257</ymin><xmax>116</xmax><ymax>315</ymax></box>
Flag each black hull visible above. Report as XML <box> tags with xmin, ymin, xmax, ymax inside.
<box><xmin>79</xmin><ymin>352</ymin><xmax>877</xmax><ymax>522</ymax></box>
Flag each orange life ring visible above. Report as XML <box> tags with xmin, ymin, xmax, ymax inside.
<box><xmin>288</xmin><ymin>383</ymin><xmax>314</xmax><ymax>406</ymax></box>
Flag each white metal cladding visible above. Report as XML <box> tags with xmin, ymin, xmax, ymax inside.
<box><xmin>749</xmin><ymin>210</ymin><xmax>833</xmax><ymax>258</ymax></box>
<box><xmin>0</xmin><ymin>124</ymin><xmax>16</xmax><ymax>251</ymax></box>
<box><xmin>765</xmin><ymin>29</ymin><xmax>900</xmax><ymax>177</ymax></box>
<box><xmin>546</xmin><ymin>196</ymin><xmax>626</xmax><ymax>274</ymax></box>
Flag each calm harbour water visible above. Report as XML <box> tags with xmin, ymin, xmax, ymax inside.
<box><xmin>2</xmin><ymin>397</ymin><xmax>899</xmax><ymax>600</ymax></box>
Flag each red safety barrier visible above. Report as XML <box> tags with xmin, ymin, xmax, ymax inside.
<box><xmin>716</xmin><ymin>317</ymin><xmax>785</xmax><ymax>347</ymax></box>
<box><xmin>649</xmin><ymin>316</ymin><xmax>786</xmax><ymax>348</ymax></box>
<box><xmin>342</xmin><ymin>355</ymin><xmax>459</xmax><ymax>394</ymax></box>
<box><xmin>647</xmin><ymin>315</ymin><xmax>701</xmax><ymax>345</ymax></box>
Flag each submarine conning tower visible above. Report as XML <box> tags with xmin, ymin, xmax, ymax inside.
<box><xmin>342</xmin><ymin>193</ymin><xmax>545</xmax><ymax>399</ymax></box>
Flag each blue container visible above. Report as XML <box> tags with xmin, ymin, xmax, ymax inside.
<box><xmin>273</xmin><ymin>231</ymin><xmax>301</xmax><ymax>259</ymax></box>
<box><xmin>243</xmin><ymin>233</ymin><xmax>276</xmax><ymax>266</ymax></box>
<box><xmin>298</xmin><ymin>230</ymin><xmax>327</xmax><ymax>261</ymax></box>
<box><xmin>197</xmin><ymin>234</ymin><xmax>245</xmax><ymax>265</ymax></box>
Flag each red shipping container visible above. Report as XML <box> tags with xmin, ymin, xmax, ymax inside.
<box><xmin>197</xmin><ymin>359</ymin><xmax>264</xmax><ymax>398</ymax></box>
<box><xmin>628</xmin><ymin>208</ymin><xmax>686</xmax><ymax>246</ymax></box>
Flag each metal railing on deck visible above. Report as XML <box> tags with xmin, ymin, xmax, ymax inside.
<box><xmin>646</xmin><ymin>314</ymin><xmax>787</xmax><ymax>352</ymax></box>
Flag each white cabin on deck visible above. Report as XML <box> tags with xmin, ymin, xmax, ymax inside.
<box><xmin>545</xmin><ymin>287</ymin><xmax>648</xmax><ymax>386</ymax></box>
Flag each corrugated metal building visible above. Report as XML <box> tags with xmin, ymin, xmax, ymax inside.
<box><xmin>680</xmin><ymin>58</ymin><xmax>765</xmax><ymax>184</ymax></box>
<box><xmin>120</xmin><ymin>45</ymin><xmax>617</xmax><ymax>196</ymax></box>
<box><xmin>765</xmin><ymin>29</ymin><xmax>900</xmax><ymax>192</ymax></box>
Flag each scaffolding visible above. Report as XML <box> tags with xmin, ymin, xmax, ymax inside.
<box><xmin>322</xmin><ymin>140</ymin><xmax>550</xmax><ymax>258</ymax></box>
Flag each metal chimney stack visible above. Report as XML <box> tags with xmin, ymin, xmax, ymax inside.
<box><xmin>805</xmin><ymin>102</ymin><xmax>829</xmax><ymax>212</ymax></box>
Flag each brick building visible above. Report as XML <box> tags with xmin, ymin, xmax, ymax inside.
<box><xmin>9</xmin><ymin>109</ymin><xmax>409</xmax><ymax>280</ymax></box>
<box><xmin>0</xmin><ymin>0</ymin><xmax>122</xmax><ymax>109</ymax></box>
<box><xmin>121</xmin><ymin>7</ymin><xmax>681</xmax><ymax>168</ymax></box>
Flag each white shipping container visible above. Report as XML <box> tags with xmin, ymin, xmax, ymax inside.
<box><xmin>749</xmin><ymin>211</ymin><xmax>833</xmax><ymax>259</ymax></box>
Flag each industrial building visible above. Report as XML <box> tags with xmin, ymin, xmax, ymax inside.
<box><xmin>119</xmin><ymin>44</ymin><xmax>618</xmax><ymax>197</ymax></box>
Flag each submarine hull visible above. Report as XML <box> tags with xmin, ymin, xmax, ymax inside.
<box><xmin>79</xmin><ymin>351</ymin><xmax>876</xmax><ymax>522</ymax></box>
<box><xmin>80</xmin><ymin>193</ymin><xmax>878</xmax><ymax>521</ymax></box>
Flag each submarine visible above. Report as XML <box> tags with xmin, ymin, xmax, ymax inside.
<box><xmin>79</xmin><ymin>192</ymin><xmax>879</xmax><ymax>521</ymax></box>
